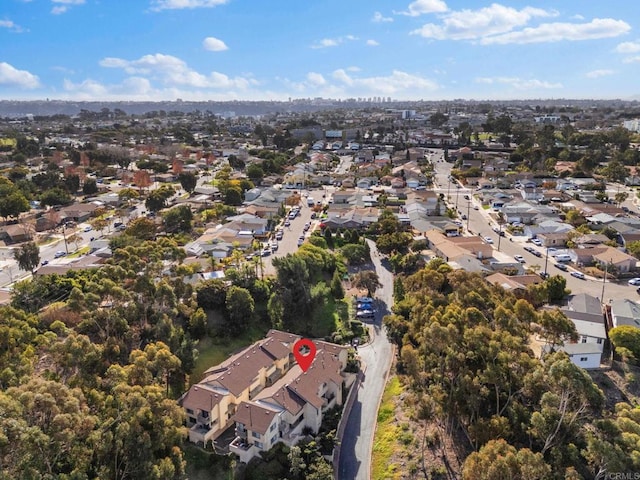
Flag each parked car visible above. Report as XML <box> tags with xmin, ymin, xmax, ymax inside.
<box><xmin>554</xmin><ymin>263</ymin><xmax>568</xmax><ymax>271</ymax></box>
<box><xmin>284</xmin><ymin>220</ymin><xmax>291</xmax><ymax>227</ymax></box>
<box><xmin>275</xmin><ymin>231</ymin><xmax>284</xmax><ymax>240</ymax></box>
<box><xmin>514</xmin><ymin>255</ymin><xmax>525</xmax><ymax>263</ymax></box>
<box><xmin>571</xmin><ymin>271</ymin><xmax>586</xmax><ymax>279</ymax></box>
<box><xmin>297</xmin><ymin>237</ymin><xmax>304</xmax><ymax>246</ymax></box>
<box><xmin>356</xmin><ymin>310</ymin><xmax>374</xmax><ymax>319</ymax></box>
<box><xmin>531</xmin><ymin>238</ymin><xmax>543</xmax><ymax>246</ymax></box>
<box><xmin>54</xmin><ymin>251</ymin><xmax>66</xmax><ymax>258</ymax></box>
<box><xmin>483</xmin><ymin>236</ymin><xmax>494</xmax><ymax>244</ymax></box>
<box><xmin>629</xmin><ymin>278</ymin><xmax>640</xmax><ymax>286</ymax></box>
<box><xmin>83</xmin><ymin>225</ymin><xmax>92</xmax><ymax>232</ymax></box>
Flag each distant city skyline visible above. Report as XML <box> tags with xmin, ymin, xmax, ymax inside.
<box><xmin>2</xmin><ymin>0</ymin><xmax>640</xmax><ymax>102</ymax></box>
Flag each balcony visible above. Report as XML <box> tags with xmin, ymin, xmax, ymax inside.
<box><xmin>230</xmin><ymin>437</ymin><xmax>257</xmax><ymax>464</ymax></box>
<box><xmin>188</xmin><ymin>423</ymin><xmax>215</xmax><ymax>445</ymax></box>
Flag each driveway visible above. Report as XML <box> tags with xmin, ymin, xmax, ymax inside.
<box><xmin>338</xmin><ymin>240</ymin><xmax>394</xmax><ymax>479</ymax></box>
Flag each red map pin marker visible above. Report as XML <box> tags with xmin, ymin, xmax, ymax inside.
<box><xmin>293</xmin><ymin>338</ymin><xmax>317</xmax><ymax>372</ymax></box>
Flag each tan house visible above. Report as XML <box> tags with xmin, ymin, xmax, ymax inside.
<box><xmin>593</xmin><ymin>246</ymin><xmax>638</xmax><ymax>273</ymax></box>
<box><xmin>424</xmin><ymin>229</ymin><xmax>493</xmax><ymax>262</ymax></box>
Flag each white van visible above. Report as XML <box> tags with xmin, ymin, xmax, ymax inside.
<box><xmin>555</xmin><ymin>254</ymin><xmax>571</xmax><ymax>262</ymax></box>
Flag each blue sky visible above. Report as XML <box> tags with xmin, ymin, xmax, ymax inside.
<box><xmin>1</xmin><ymin>0</ymin><xmax>640</xmax><ymax>101</ymax></box>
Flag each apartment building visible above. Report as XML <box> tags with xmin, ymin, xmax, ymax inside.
<box><xmin>178</xmin><ymin>330</ymin><xmax>349</xmax><ymax>462</ymax></box>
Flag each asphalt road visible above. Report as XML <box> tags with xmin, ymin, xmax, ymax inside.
<box><xmin>338</xmin><ymin>239</ymin><xmax>394</xmax><ymax>480</ymax></box>
<box><xmin>431</xmin><ymin>155</ymin><xmax>637</xmax><ymax>303</ymax></box>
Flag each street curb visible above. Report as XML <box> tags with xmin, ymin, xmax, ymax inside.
<box><xmin>333</xmin><ymin>360</ymin><xmax>367</xmax><ymax>479</ymax></box>
<box><xmin>364</xmin><ymin>343</ymin><xmax>396</xmax><ymax>480</ymax></box>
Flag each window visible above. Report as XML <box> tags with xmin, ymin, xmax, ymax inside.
<box><xmin>581</xmin><ymin>336</ymin><xmax>587</xmax><ymax>344</ymax></box>
<box><xmin>597</xmin><ymin>338</ymin><xmax>603</xmax><ymax>344</ymax></box>
<box><xmin>271</xmin><ymin>435</ymin><xmax>277</xmax><ymax>444</ymax></box>
<box><xmin>580</xmin><ymin>357</ymin><xmax>588</xmax><ymax>362</ymax></box>
<box><xmin>270</xmin><ymin>423</ymin><xmax>277</xmax><ymax>432</ymax></box>
<box><xmin>252</xmin><ymin>431</ymin><xmax>261</xmax><ymax>439</ymax></box>
<box><xmin>254</xmin><ymin>441</ymin><xmax>263</xmax><ymax>449</ymax></box>
<box><xmin>201</xmin><ymin>411</ymin><xmax>209</xmax><ymax>418</ymax></box>
<box><xmin>186</xmin><ymin>409</ymin><xmax>194</xmax><ymax>415</ymax></box>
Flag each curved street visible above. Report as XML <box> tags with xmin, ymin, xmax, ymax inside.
<box><xmin>338</xmin><ymin>239</ymin><xmax>394</xmax><ymax>480</ymax></box>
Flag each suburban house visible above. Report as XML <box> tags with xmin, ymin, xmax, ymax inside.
<box><xmin>485</xmin><ymin>272</ymin><xmax>542</xmax><ymax>293</ymax></box>
<box><xmin>610</xmin><ymin>299</ymin><xmax>640</xmax><ymax>329</ymax></box>
<box><xmin>178</xmin><ymin>330</ymin><xmax>349</xmax><ymax>463</ymax></box>
<box><xmin>559</xmin><ymin>293</ymin><xmax>607</xmax><ymax>369</ymax></box>
<box><xmin>424</xmin><ymin>229</ymin><xmax>493</xmax><ymax>262</ymax></box>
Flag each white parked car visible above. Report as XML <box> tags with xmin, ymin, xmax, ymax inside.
<box><xmin>514</xmin><ymin>255</ymin><xmax>526</xmax><ymax>263</ymax></box>
<box><xmin>628</xmin><ymin>278</ymin><xmax>640</xmax><ymax>286</ymax></box>
<box><xmin>483</xmin><ymin>236</ymin><xmax>494</xmax><ymax>244</ymax></box>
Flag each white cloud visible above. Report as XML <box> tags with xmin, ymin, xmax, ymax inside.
<box><xmin>475</xmin><ymin>76</ymin><xmax>562</xmax><ymax>89</ymax></box>
<box><xmin>623</xmin><ymin>56</ymin><xmax>640</xmax><ymax>64</ymax></box>
<box><xmin>306</xmin><ymin>72</ymin><xmax>326</xmax><ymax>86</ymax></box>
<box><xmin>372</xmin><ymin>11</ymin><xmax>393</xmax><ymax>23</ymax></box>
<box><xmin>151</xmin><ymin>0</ymin><xmax>228</xmax><ymax>11</ymax></box>
<box><xmin>615</xmin><ymin>40</ymin><xmax>640</xmax><ymax>53</ymax></box>
<box><xmin>99</xmin><ymin>53</ymin><xmax>255</xmax><ymax>90</ymax></box>
<box><xmin>586</xmin><ymin>69</ymin><xmax>615</xmax><ymax>78</ymax></box>
<box><xmin>203</xmin><ymin>36</ymin><xmax>228</xmax><ymax>51</ymax></box>
<box><xmin>0</xmin><ymin>62</ymin><xmax>40</xmax><ymax>89</ymax></box>
<box><xmin>481</xmin><ymin>18</ymin><xmax>631</xmax><ymax>45</ymax></box>
<box><xmin>397</xmin><ymin>0</ymin><xmax>448</xmax><ymax>17</ymax></box>
<box><xmin>311</xmin><ymin>35</ymin><xmax>357</xmax><ymax>49</ymax></box>
<box><xmin>411</xmin><ymin>4</ymin><xmax>555</xmax><ymax>41</ymax></box>
<box><xmin>366</xmin><ymin>39</ymin><xmax>379</xmax><ymax>46</ymax></box>
<box><xmin>0</xmin><ymin>19</ymin><xmax>24</xmax><ymax>32</ymax></box>
<box><xmin>51</xmin><ymin>0</ymin><xmax>85</xmax><ymax>14</ymax></box>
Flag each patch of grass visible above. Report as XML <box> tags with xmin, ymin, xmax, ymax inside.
<box><xmin>183</xmin><ymin>443</ymin><xmax>232</xmax><ymax>480</ymax></box>
<box><xmin>68</xmin><ymin>246</ymin><xmax>90</xmax><ymax>258</ymax></box>
<box><xmin>311</xmin><ymin>295</ymin><xmax>340</xmax><ymax>338</ymax></box>
<box><xmin>372</xmin><ymin>376</ymin><xmax>404</xmax><ymax>480</ymax></box>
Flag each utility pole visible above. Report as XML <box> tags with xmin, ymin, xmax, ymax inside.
<box><xmin>544</xmin><ymin>246</ymin><xmax>550</xmax><ymax>276</ymax></box>
<box><xmin>466</xmin><ymin>199</ymin><xmax>471</xmax><ymax>231</ymax></box>
<box><xmin>600</xmin><ymin>259</ymin><xmax>610</xmax><ymax>303</ymax></box>
<box><xmin>62</xmin><ymin>224</ymin><xmax>69</xmax><ymax>254</ymax></box>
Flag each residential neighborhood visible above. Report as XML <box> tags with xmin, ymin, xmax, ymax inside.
<box><xmin>2</xmin><ymin>99</ymin><xmax>640</xmax><ymax>478</ymax></box>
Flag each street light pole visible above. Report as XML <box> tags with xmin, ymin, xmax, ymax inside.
<box><xmin>466</xmin><ymin>199</ymin><xmax>471</xmax><ymax>231</ymax></box>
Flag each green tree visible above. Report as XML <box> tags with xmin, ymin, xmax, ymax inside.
<box><xmin>225</xmin><ymin>286</ymin><xmax>254</xmax><ymax>335</ymax></box>
<box><xmin>246</xmin><ymin>164</ymin><xmax>264</xmax><ymax>183</ymax></box>
<box><xmin>163</xmin><ymin>205</ymin><xmax>193</xmax><ymax>233</ymax></box>
<box><xmin>82</xmin><ymin>178</ymin><xmax>98</xmax><ymax>195</ymax></box>
<box><xmin>40</xmin><ymin>187</ymin><xmax>73</xmax><ymax>207</ymax></box>
<box><xmin>545</xmin><ymin>274</ymin><xmax>569</xmax><ymax>303</ymax></box>
<box><xmin>196</xmin><ymin>279</ymin><xmax>228</xmax><ymax>310</ymax></box>
<box><xmin>13</xmin><ymin>240</ymin><xmax>40</xmax><ymax>274</ymax></box>
<box><xmin>609</xmin><ymin>325</ymin><xmax>640</xmax><ymax>360</ymax></box>
<box><xmin>330</xmin><ymin>270</ymin><xmax>344</xmax><ymax>299</ymax></box>
<box><xmin>537</xmin><ymin>309</ymin><xmax>578</xmax><ymax>347</ymax></box>
<box><xmin>124</xmin><ymin>217</ymin><xmax>157</xmax><ymax>240</ymax></box>
<box><xmin>178</xmin><ymin>172</ymin><xmax>197</xmax><ymax>194</ymax></box>
<box><xmin>462</xmin><ymin>439</ymin><xmax>550</xmax><ymax>480</ymax></box>
<box><xmin>145</xmin><ymin>185</ymin><xmax>175</xmax><ymax>213</ymax></box>
<box><xmin>351</xmin><ymin>270</ymin><xmax>380</xmax><ymax>297</ymax></box>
